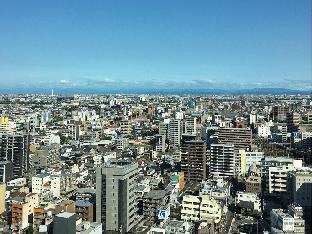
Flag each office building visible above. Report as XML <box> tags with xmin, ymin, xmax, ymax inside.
<box><xmin>67</xmin><ymin>120</ymin><xmax>80</xmax><ymax>141</ymax></box>
<box><xmin>270</xmin><ymin>209</ymin><xmax>295</xmax><ymax>233</ymax></box>
<box><xmin>143</xmin><ymin>190</ymin><xmax>168</xmax><ymax>223</ymax></box>
<box><xmin>96</xmin><ymin>160</ymin><xmax>138</xmax><ymax>233</ymax></box>
<box><xmin>270</xmin><ymin>204</ymin><xmax>305</xmax><ymax>234</ymax></box>
<box><xmin>159</xmin><ymin>121</ymin><xmax>169</xmax><ymax>140</ymax></box>
<box><xmin>32</xmin><ymin>144</ymin><xmax>60</xmax><ymax>169</ymax></box>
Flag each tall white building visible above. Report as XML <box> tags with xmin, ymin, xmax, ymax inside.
<box><xmin>32</xmin><ymin>174</ymin><xmax>50</xmax><ymax>194</ymax></box>
<box><xmin>51</xmin><ymin>172</ymin><xmax>76</xmax><ymax>198</ymax></box>
<box><xmin>269</xmin><ymin>164</ymin><xmax>295</xmax><ymax>194</ymax></box>
<box><xmin>184</xmin><ymin>116</ymin><xmax>196</xmax><ymax>135</ymax></box>
<box><xmin>249</xmin><ymin>113</ymin><xmax>257</xmax><ymax>125</ymax></box>
<box><xmin>210</xmin><ymin>144</ymin><xmax>236</xmax><ymax>178</ymax></box>
<box><xmin>238</xmin><ymin>150</ymin><xmax>264</xmax><ymax>176</ymax></box>
<box><xmin>168</xmin><ymin>119</ymin><xmax>183</xmax><ymax>147</ymax></box>
<box><xmin>261</xmin><ymin>157</ymin><xmax>302</xmax><ymax>194</ymax></box>
<box><xmin>257</xmin><ymin>125</ymin><xmax>271</xmax><ymax>138</ymax></box>
<box><xmin>155</xmin><ymin>134</ymin><xmax>166</xmax><ymax>153</ymax></box>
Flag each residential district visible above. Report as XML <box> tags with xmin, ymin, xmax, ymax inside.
<box><xmin>0</xmin><ymin>93</ymin><xmax>311</xmax><ymax>234</ymax></box>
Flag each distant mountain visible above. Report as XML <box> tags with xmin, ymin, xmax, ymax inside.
<box><xmin>0</xmin><ymin>87</ymin><xmax>310</xmax><ymax>95</ymax></box>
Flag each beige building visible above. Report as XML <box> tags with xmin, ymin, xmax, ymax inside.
<box><xmin>245</xmin><ymin>175</ymin><xmax>261</xmax><ymax>193</ymax></box>
<box><xmin>11</xmin><ymin>192</ymin><xmax>39</xmax><ymax>230</ymax></box>
<box><xmin>181</xmin><ymin>195</ymin><xmax>222</xmax><ymax>224</ymax></box>
<box><xmin>0</xmin><ymin>183</ymin><xmax>5</xmax><ymax>214</ymax></box>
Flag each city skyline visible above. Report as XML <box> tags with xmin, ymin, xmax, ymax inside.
<box><xmin>0</xmin><ymin>0</ymin><xmax>311</xmax><ymax>90</ymax></box>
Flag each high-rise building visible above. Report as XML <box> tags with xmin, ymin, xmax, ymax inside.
<box><xmin>272</xmin><ymin>105</ymin><xmax>290</xmax><ymax>122</ymax></box>
<box><xmin>184</xmin><ymin>116</ymin><xmax>196</xmax><ymax>135</ymax></box>
<box><xmin>11</xmin><ymin>192</ymin><xmax>39</xmax><ymax>230</ymax></box>
<box><xmin>0</xmin><ymin>133</ymin><xmax>29</xmax><ymax>178</ymax></box>
<box><xmin>32</xmin><ymin>144</ymin><xmax>60</xmax><ymax>169</ymax></box>
<box><xmin>120</xmin><ymin>119</ymin><xmax>132</xmax><ymax>136</ymax></box>
<box><xmin>53</xmin><ymin>212</ymin><xmax>76</xmax><ymax>234</ymax></box>
<box><xmin>181</xmin><ymin>140</ymin><xmax>207</xmax><ymax>182</ymax></box>
<box><xmin>67</xmin><ymin>120</ymin><xmax>80</xmax><ymax>141</ymax></box>
<box><xmin>249</xmin><ymin>113</ymin><xmax>257</xmax><ymax>125</ymax></box>
<box><xmin>155</xmin><ymin>134</ymin><xmax>166</xmax><ymax>153</ymax></box>
<box><xmin>159</xmin><ymin>120</ymin><xmax>169</xmax><ymax>140</ymax></box>
<box><xmin>287</xmin><ymin>112</ymin><xmax>301</xmax><ymax>133</ymax></box>
<box><xmin>168</xmin><ymin>119</ymin><xmax>183</xmax><ymax>147</ymax></box>
<box><xmin>261</xmin><ymin>157</ymin><xmax>302</xmax><ymax>195</ymax></box>
<box><xmin>40</xmin><ymin>111</ymin><xmax>52</xmax><ymax>124</ymax></box>
<box><xmin>116</xmin><ymin>137</ymin><xmax>129</xmax><ymax>150</ymax></box>
<box><xmin>96</xmin><ymin>160</ymin><xmax>138</xmax><ymax>233</ymax></box>
<box><xmin>288</xmin><ymin>168</ymin><xmax>312</xmax><ymax>232</ymax></box>
<box><xmin>238</xmin><ymin>150</ymin><xmax>264</xmax><ymax>176</ymax></box>
<box><xmin>0</xmin><ymin>160</ymin><xmax>13</xmax><ymax>183</ymax></box>
<box><xmin>216</xmin><ymin>128</ymin><xmax>252</xmax><ymax>151</ymax></box>
<box><xmin>209</xmin><ymin>144</ymin><xmax>236</xmax><ymax>178</ymax></box>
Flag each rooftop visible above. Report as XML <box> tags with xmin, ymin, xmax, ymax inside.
<box><xmin>56</xmin><ymin>212</ymin><xmax>75</xmax><ymax>218</ymax></box>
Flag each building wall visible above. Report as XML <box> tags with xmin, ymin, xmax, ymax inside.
<box><xmin>96</xmin><ymin>162</ymin><xmax>138</xmax><ymax>233</ymax></box>
<box><xmin>0</xmin><ymin>183</ymin><xmax>5</xmax><ymax>214</ymax></box>
<box><xmin>181</xmin><ymin>140</ymin><xmax>207</xmax><ymax>182</ymax></box>
<box><xmin>210</xmin><ymin>144</ymin><xmax>235</xmax><ymax>178</ymax></box>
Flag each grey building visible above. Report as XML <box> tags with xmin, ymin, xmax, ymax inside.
<box><xmin>288</xmin><ymin>168</ymin><xmax>312</xmax><ymax>232</ymax></box>
<box><xmin>32</xmin><ymin>144</ymin><xmax>60</xmax><ymax>169</ymax></box>
<box><xmin>96</xmin><ymin>160</ymin><xmax>138</xmax><ymax>233</ymax></box>
<box><xmin>216</xmin><ymin>128</ymin><xmax>252</xmax><ymax>151</ymax></box>
<box><xmin>143</xmin><ymin>190</ymin><xmax>168</xmax><ymax>223</ymax></box>
<box><xmin>53</xmin><ymin>212</ymin><xmax>76</xmax><ymax>234</ymax></box>
<box><xmin>0</xmin><ymin>133</ymin><xmax>29</xmax><ymax>178</ymax></box>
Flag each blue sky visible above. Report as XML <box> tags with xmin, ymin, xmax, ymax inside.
<box><xmin>0</xmin><ymin>0</ymin><xmax>311</xmax><ymax>89</ymax></box>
